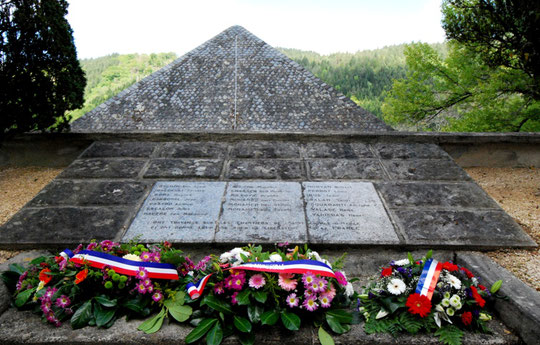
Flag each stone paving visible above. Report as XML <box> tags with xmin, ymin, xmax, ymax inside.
<box><xmin>1</xmin><ymin>140</ymin><xmax>534</xmax><ymax>249</ymax></box>
<box><xmin>70</xmin><ymin>26</ymin><xmax>390</xmax><ymax>133</ymax></box>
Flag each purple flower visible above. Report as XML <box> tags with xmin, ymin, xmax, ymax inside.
<box><xmin>140</xmin><ymin>252</ymin><xmax>153</xmax><ymax>262</ymax></box>
<box><xmin>136</xmin><ymin>267</ymin><xmax>149</xmax><ymax>280</ymax></box>
<box><xmin>142</xmin><ymin>278</ymin><xmax>153</xmax><ymax>287</ymax></box>
<box><xmin>136</xmin><ymin>282</ymin><xmax>147</xmax><ymax>294</ymax></box>
<box><xmin>303</xmin><ymin>296</ymin><xmax>319</xmax><ymax>311</ymax></box>
<box><xmin>42</xmin><ymin>287</ymin><xmax>58</xmax><ymax>300</ymax></box>
<box><xmin>55</xmin><ymin>295</ymin><xmax>71</xmax><ymax>308</ymax></box>
<box><xmin>286</xmin><ymin>293</ymin><xmax>299</xmax><ymax>308</ymax></box>
<box><xmin>231</xmin><ymin>291</ymin><xmax>239</xmax><ymax>305</ymax></box>
<box><xmin>214</xmin><ymin>282</ymin><xmax>225</xmax><ymax>295</ymax></box>
<box><xmin>100</xmin><ymin>240</ymin><xmax>118</xmax><ymax>252</ymax></box>
<box><xmin>278</xmin><ymin>242</ymin><xmax>289</xmax><ymax>247</ymax></box>
<box><xmin>152</xmin><ymin>252</ymin><xmax>161</xmax><ymax>263</ymax></box>
<box><xmin>194</xmin><ymin>256</ymin><xmax>212</xmax><ymax>271</ymax></box>
<box><xmin>40</xmin><ymin>301</ymin><xmax>52</xmax><ymax>314</ymax></box>
<box><xmin>152</xmin><ymin>291</ymin><xmax>163</xmax><ymax>302</ymax></box>
<box><xmin>86</xmin><ymin>242</ymin><xmax>98</xmax><ymax>250</ymax></box>
<box><xmin>73</xmin><ymin>244</ymin><xmax>83</xmax><ymax>254</ymax></box>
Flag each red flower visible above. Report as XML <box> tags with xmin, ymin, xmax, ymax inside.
<box><xmin>478</xmin><ymin>284</ymin><xmax>487</xmax><ymax>291</ymax></box>
<box><xmin>406</xmin><ymin>293</ymin><xmax>432</xmax><ymax>318</ymax></box>
<box><xmin>461</xmin><ymin>311</ymin><xmax>472</xmax><ymax>326</ymax></box>
<box><xmin>75</xmin><ymin>269</ymin><xmax>88</xmax><ymax>285</ymax></box>
<box><xmin>54</xmin><ymin>256</ymin><xmax>64</xmax><ymax>264</ymax></box>
<box><xmin>470</xmin><ymin>286</ymin><xmax>486</xmax><ymax>307</ymax></box>
<box><xmin>381</xmin><ymin>267</ymin><xmax>393</xmax><ymax>277</ymax></box>
<box><xmin>39</xmin><ymin>268</ymin><xmax>52</xmax><ymax>285</ymax></box>
<box><xmin>442</xmin><ymin>262</ymin><xmax>458</xmax><ymax>272</ymax></box>
<box><xmin>460</xmin><ymin>267</ymin><xmax>474</xmax><ymax>279</ymax></box>
<box><xmin>40</xmin><ymin>262</ymin><xmax>49</xmax><ymax>268</ymax></box>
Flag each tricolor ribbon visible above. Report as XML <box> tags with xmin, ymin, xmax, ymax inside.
<box><xmin>415</xmin><ymin>258</ymin><xmax>443</xmax><ymax>300</ymax></box>
<box><xmin>61</xmin><ymin>249</ymin><xmax>179</xmax><ymax>280</ymax></box>
<box><xmin>186</xmin><ymin>259</ymin><xmax>336</xmax><ymax>299</ymax></box>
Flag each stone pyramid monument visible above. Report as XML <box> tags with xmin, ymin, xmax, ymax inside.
<box><xmin>71</xmin><ymin>26</ymin><xmax>390</xmax><ymax>133</ymax></box>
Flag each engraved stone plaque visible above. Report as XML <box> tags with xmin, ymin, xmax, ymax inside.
<box><xmin>216</xmin><ymin>182</ymin><xmax>307</xmax><ymax>242</ymax></box>
<box><xmin>123</xmin><ymin>181</ymin><xmax>225</xmax><ymax>242</ymax></box>
<box><xmin>303</xmin><ymin>182</ymin><xmax>399</xmax><ymax>244</ymax></box>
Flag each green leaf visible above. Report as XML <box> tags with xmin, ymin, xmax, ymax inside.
<box><xmin>260</xmin><ymin>311</ymin><xmax>279</xmax><ymax>326</ymax></box>
<box><xmin>14</xmin><ymin>288</ymin><xmax>35</xmax><ymax>307</ymax></box>
<box><xmin>168</xmin><ymin>305</ymin><xmax>192</xmax><ymax>323</ymax></box>
<box><xmin>326</xmin><ymin>315</ymin><xmax>347</xmax><ymax>334</ymax></box>
<box><xmin>398</xmin><ymin>312</ymin><xmax>423</xmax><ymax>334</ymax></box>
<box><xmin>94</xmin><ymin>303</ymin><xmax>115</xmax><ymax>328</ymax></box>
<box><xmin>8</xmin><ymin>263</ymin><xmax>26</xmax><ymax>275</ymax></box>
<box><xmin>408</xmin><ymin>252</ymin><xmax>415</xmax><ymax>265</ymax></box>
<box><xmin>252</xmin><ymin>290</ymin><xmax>268</xmax><ymax>303</ymax></box>
<box><xmin>185</xmin><ymin>318</ymin><xmax>218</xmax><ymax>344</ymax></box>
<box><xmin>203</xmin><ymin>295</ymin><xmax>233</xmax><ymax>314</ymax></box>
<box><xmin>234</xmin><ymin>315</ymin><xmax>252</xmax><ymax>333</ymax></box>
<box><xmin>325</xmin><ymin>309</ymin><xmax>353</xmax><ymax>324</ymax></box>
<box><xmin>380</xmin><ymin>297</ymin><xmax>403</xmax><ymax>314</ymax></box>
<box><xmin>281</xmin><ymin>311</ymin><xmax>301</xmax><ymax>331</ymax></box>
<box><xmin>247</xmin><ymin>304</ymin><xmax>263</xmax><ymax>323</ymax></box>
<box><xmin>235</xmin><ymin>289</ymin><xmax>251</xmax><ymax>305</ymax></box>
<box><xmin>425</xmin><ymin>250</ymin><xmax>433</xmax><ymax>260</ymax></box>
<box><xmin>122</xmin><ymin>299</ymin><xmax>143</xmax><ymax>314</ymax></box>
<box><xmin>435</xmin><ymin>325</ymin><xmax>464</xmax><ymax>345</ymax></box>
<box><xmin>206</xmin><ymin>321</ymin><xmax>223</xmax><ymax>345</ymax></box>
<box><xmin>238</xmin><ymin>331</ymin><xmax>255</xmax><ymax>345</ymax></box>
<box><xmin>94</xmin><ymin>295</ymin><xmax>117</xmax><ymax>307</ymax></box>
<box><xmin>71</xmin><ymin>300</ymin><xmax>93</xmax><ymax>329</ymax></box>
<box><xmin>318</xmin><ymin>326</ymin><xmax>335</xmax><ymax>345</ymax></box>
<box><xmin>137</xmin><ymin>308</ymin><xmax>166</xmax><ymax>334</ymax></box>
<box><xmin>175</xmin><ymin>291</ymin><xmax>186</xmax><ymax>304</ymax></box>
<box><xmin>29</xmin><ymin>257</ymin><xmax>47</xmax><ymax>265</ymax></box>
<box><xmin>490</xmin><ymin>280</ymin><xmax>502</xmax><ymax>294</ymax></box>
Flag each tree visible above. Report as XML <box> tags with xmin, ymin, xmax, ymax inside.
<box><xmin>442</xmin><ymin>0</ymin><xmax>540</xmax><ymax>100</ymax></box>
<box><xmin>0</xmin><ymin>0</ymin><xmax>86</xmax><ymax>135</ymax></box>
<box><xmin>382</xmin><ymin>42</ymin><xmax>539</xmax><ymax>132</ymax></box>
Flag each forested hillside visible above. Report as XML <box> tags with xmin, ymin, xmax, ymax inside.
<box><xmin>68</xmin><ymin>53</ymin><xmax>177</xmax><ymax>121</ymax></box>
<box><xmin>279</xmin><ymin>44</ymin><xmax>447</xmax><ymax>118</ymax></box>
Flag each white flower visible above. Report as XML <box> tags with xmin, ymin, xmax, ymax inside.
<box><xmin>219</xmin><ymin>252</ymin><xmax>233</xmax><ymax>263</ymax></box>
<box><xmin>269</xmin><ymin>253</ymin><xmax>283</xmax><ymax>262</ymax></box>
<box><xmin>387</xmin><ymin>278</ymin><xmax>406</xmax><ymax>295</ymax></box>
<box><xmin>445</xmin><ymin>273</ymin><xmax>462</xmax><ymax>290</ymax></box>
<box><xmin>479</xmin><ymin>313</ymin><xmax>492</xmax><ymax>321</ymax></box>
<box><xmin>449</xmin><ymin>295</ymin><xmax>461</xmax><ymax>309</ymax></box>
<box><xmin>446</xmin><ymin>307</ymin><xmax>455</xmax><ymax>316</ymax></box>
<box><xmin>435</xmin><ymin>304</ymin><xmax>445</xmax><ymax>313</ymax></box>
<box><xmin>123</xmin><ymin>254</ymin><xmax>142</xmax><ymax>262</ymax></box>
<box><xmin>393</xmin><ymin>259</ymin><xmax>410</xmax><ymax>266</ymax></box>
<box><xmin>443</xmin><ymin>292</ymin><xmax>451</xmax><ymax>299</ymax></box>
<box><xmin>221</xmin><ymin>248</ymin><xmax>251</xmax><ymax>265</ymax></box>
<box><xmin>441</xmin><ymin>298</ymin><xmax>450</xmax><ymax>307</ymax></box>
<box><xmin>308</xmin><ymin>251</ymin><xmax>332</xmax><ymax>268</ymax></box>
<box><xmin>345</xmin><ymin>282</ymin><xmax>354</xmax><ymax>297</ymax></box>
<box><xmin>376</xmin><ymin>309</ymin><xmax>389</xmax><ymax>319</ymax></box>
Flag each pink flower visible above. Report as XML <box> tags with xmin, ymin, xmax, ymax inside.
<box><xmin>55</xmin><ymin>295</ymin><xmax>71</xmax><ymax>308</ymax></box>
<box><xmin>152</xmin><ymin>252</ymin><xmax>161</xmax><ymax>263</ymax></box>
<box><xmin>136</xmin><ymin>282</ymin><xmax>147</xmax><ymax>294</ymax></box>
<box><xmin>334</xmin><ymin>271</ymin><xmax>347</xmax><ymax>286</ymax></box>
<box><xmin>317</xmin><ymin>278</ymin><xmax>328</xmax><ymax>291</ymax></box>
<box><xmin>140</xmin><ymin>252</ymin><xmax>153</xmax><ymax>262</ymax></box>
<box><xmin>142</xmin><ymin>278</ymin><xmax>153</xmax><ymax>287</ymax></box>
<box><xmin>214</xmin><ymin>282</ymin><xmax>225</xmax><ymax>295</ymax></box>
<box><xmin>302</xmin><ymin>272</ymin><xmax>316</xmax><ymax>286</ymax></box>
<box><xmin>146</xmin><ymin>284</ymin><xmax>154</xmax><ymax>294</ymax></box>
<box><xmin>86</xmin><ymin>242</ymin><xmax>98</xmax><ymax>250</ymax></box>
<box><xmin>40</xmin><ymin>301</ymin><xmax>52</xmax><ymax>314</ymax></box>
<box><xmin>325</xmin><ymin>283</ymin><xmax>337</xmax><ymax>300</ymax></box>
<box><xmin>136</xmin><ymin>267</ymin><xmax>149</xmax><ymax>280</ymax></box>
<box><xmin>231</xmin><ymin>276</ymin><xmax>246</xmax><ymax>290</ymax></box>
<box><xmin>100</xmin><ymin>240</ymin><xmax>118</xmax><ymax>252</ymax></box>
<box><xmin>286</xmin><ymin>293</ymin><xmax>300</xmax><ymax>308</ymax></box>
<box><xmin>278</xmin><ymin>273</ymin><xmax>298</xmax><ymax>291</ymax></box>
<box><xmin>231</xmin><ymin>292</ymin><xmax>239</xmax><ymax>305</ymax></box>
<box><xmin>319</xmin><ymin>295</ymin><xmax>331</xmax><ymax>308</ymax></box>
<box><xmin>163</xmin><ymin>241</ymin><xmax>172</xmax><ymax>248</ymax></box>
<box><xmin>248</xmin><ymin>274</ymin><xmax>266</xmax><ymax>289</ymax></box>
<box><xmin>309</xmin><ymin>280</ymin><xmax>320</xmax><ymax>293</ymax></box>
<box><xmin>73</xmin><ymin>244</ymin><xmax>83</xmax><ymax>254</ymax></box>
<box><xmin>152</xmin><ymin>291</ymin><xmax>163</xmax><ymax>302</ymax></box>
<box><xmin>42</xmin><ymin>287</ymin><xmax>57</xmax><ymax>300</ymax></box>
<box><xmin>303</xmin><ymin>296</ymin><xmax>319</xmax><ymax>311</ymax></box>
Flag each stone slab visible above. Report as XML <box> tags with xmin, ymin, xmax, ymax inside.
<box><xmin>158</xmin><ymin>142</ymin><xmax>227</xmax><ymax>158</ymax></box>
<box><xmin>393</xmin><ymin>209</ymin><xmax>537</xmax><ymax>248</ymax></box>
<box><xmin>227</xmin><ymin>160</ymin><xmax>304</xmax><ymax>179</ymax></box>
<box><xmin>28</xmin><ymin>181</ymin><xmax>149</xmax><ymax>206</ymax></box>
<box><xmin>308</xmin><ymin>159</ymin><xmax>385</xmax><ymax>180</ymax></box>
<box><xmin>376</xmin><ymin>182</ymin><xmax>499</xmax><ymax>209</ymax></box>
<box><xmin>304</xmin><ymin>182</ymin><xmax>399</xmax><ymax>244</ymax></box>
<box><xmin>231</xmin><ymin>141</ymin><xmax>300</xmax><ymax>158</ymax></box>
<box><xmin>81</xmin><ymin>142</ymin><xmax>158</xmax><ymax>158</ymax></box>
<box><xmin>123</xmin><ymin>182</ymin><xmax>225</xmax><ymax>242</ymax></box>
<box><xmin>382</xmin><ymin>159</ymin><xmax>471</xmax><ymax>181</ymax></box>
<box><xmin>216</xmin><ymin>182</ymin><xmax>307</xmax><ymax>242</ymax></box>
<box><xmin>373</xmin><ymin>142</ymin><xmax>449</xmax><ymax>159</ymax></box>
<box><xmin>144</xmin><ymin>159</ymin><xmax>223</xmax><ymax>178</ymax></box>
<box><xmin>456</xmin><ymin>252</ymin><xmax>540</xmax><ymax>345</ymax></box>
<box><xmin>304</xmin><ymin>142</ymin><xmax>374</xmax><ymax>158</ymax></box>
<box><xmin>58</xmin><ymin>159</ymin><xmax>146</xmax><ymax>179</ymax></box>
<box><xmin>0</xmin><ymin>207</ymin><xmax>128</xmax><ymax>247</ymax></box>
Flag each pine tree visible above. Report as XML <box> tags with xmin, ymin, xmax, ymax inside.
<box><xmin>0</xmin><ymin>0</ymin><xmax>86</xmax><ymax>135</ymax></box>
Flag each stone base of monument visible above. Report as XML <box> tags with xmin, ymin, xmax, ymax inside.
<box><xmin>0</xmin><ymin>249</ymin><xmax>536</xmax><ymax>344</ymax></box>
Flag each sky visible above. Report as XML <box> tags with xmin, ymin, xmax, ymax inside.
<box><xmin>66</xmin><ymin>0</ymin><xmax>446</xmax><ymax>59</ymax></box>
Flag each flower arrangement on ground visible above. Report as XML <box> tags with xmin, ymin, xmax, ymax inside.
<box><xmin>358</xmin><ymin>250</ymin><xmax>503</xmax><ymax>345</ymax></box>
<box><xmin>183</xmin><ymin>244</ymin><xmax>357</xmax><ymax>345</ymax></box>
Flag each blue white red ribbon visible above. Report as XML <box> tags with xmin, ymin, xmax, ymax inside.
<box><xmin>61</xmin><ymin>249</ymin><xmax>179</xmax><ymax>280</ymax></box>
<box><xmin>415</xmin><ymin>258</ymin><xmax>442</xmax><ymax>300</ymax></box>
<box><xmin>186</xmin><ymin>259</ymin><xmax>336</xmax><ymax>299</ymax></box>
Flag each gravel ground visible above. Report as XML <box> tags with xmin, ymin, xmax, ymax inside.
<box><xmin>466</xmin><ymin>167</ymin><xmax>540</xmax><ymax>292</ymax></box>
<box><xmin>0</xmin><ymin>166</ymin><xmax>538</xmax><ymax>291</ymax></box>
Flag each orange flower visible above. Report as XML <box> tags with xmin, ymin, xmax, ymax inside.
<box><xmin>75</xmin><ymin>269</ymin><xmax>88</xmax><ymax>285</ymax></box>
<box><xmin>39</xmin><ymin>268</ymin><xmax>52</xmax><ymax>285</ymax></box>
